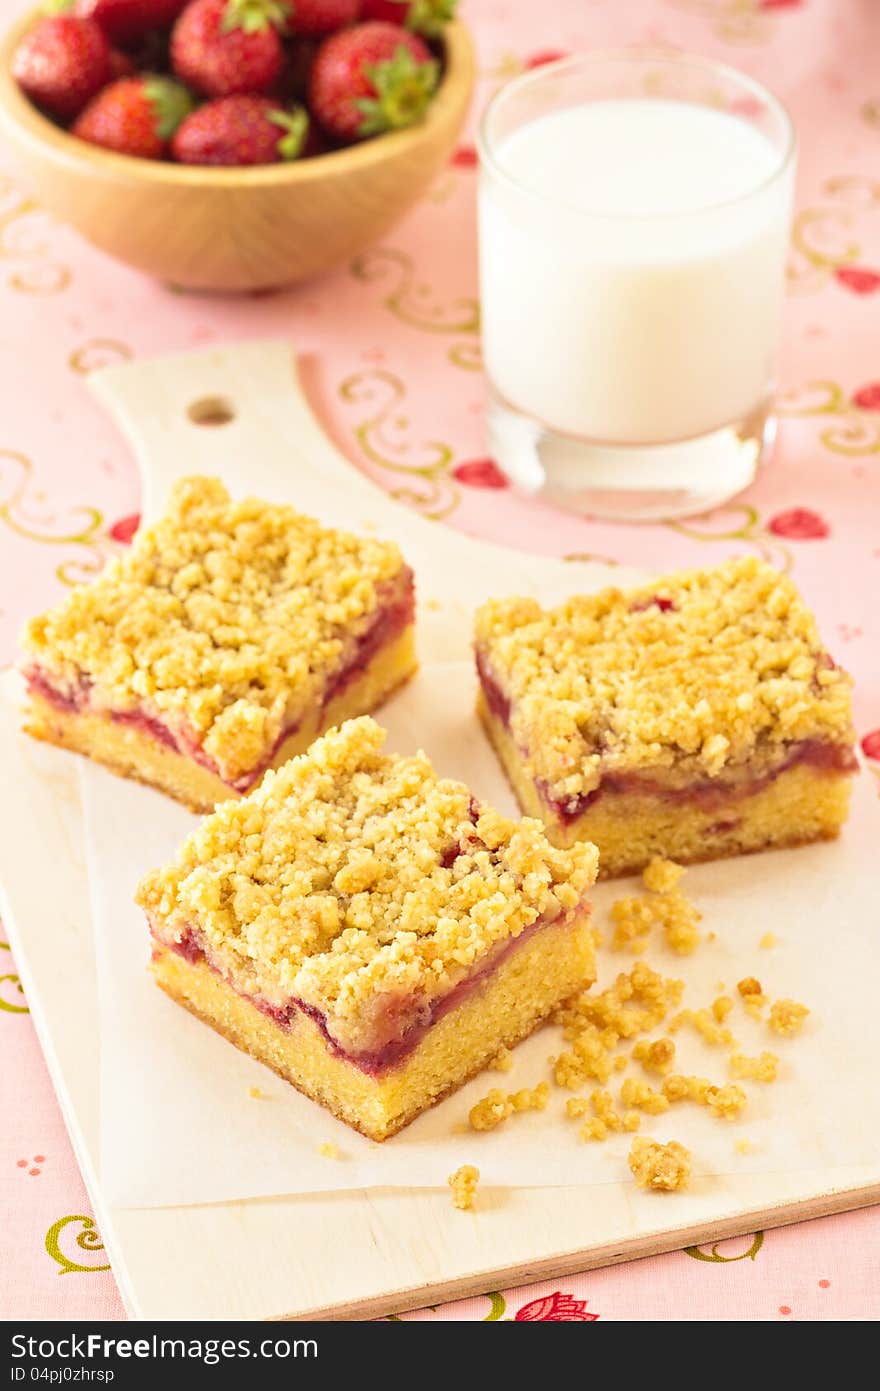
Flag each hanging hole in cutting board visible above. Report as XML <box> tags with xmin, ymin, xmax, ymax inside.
<box><xmin>187</xmin><ymin>396</ymin><xmax>237</xmax><ymax>427</ymax></box>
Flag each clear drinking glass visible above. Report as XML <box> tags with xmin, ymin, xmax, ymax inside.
<box><xmin>477</xmin><ymin>49</ymin><xmax>796</xmax><ymax>521</ymax></box>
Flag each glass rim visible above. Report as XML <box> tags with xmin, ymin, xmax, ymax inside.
<box><xmin>477</xmin><ymin>46</ymin><xmax>797</xmax><ymax>221</ymax></box>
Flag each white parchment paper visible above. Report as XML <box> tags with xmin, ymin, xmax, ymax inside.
<box><xmin>84</xmin><ymin>662</ymin><xmax>880</xmax><ymax>1209</ymax></box>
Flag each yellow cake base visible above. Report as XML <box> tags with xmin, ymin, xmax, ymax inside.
<box><xmin>24</xmin><ymin>625</ymin><xmax>417</xmax><ymax>812</ymax></box>
<box><xmin>151</xmin><ymin>908</ymin><xmax>595</xmax><ymax>1142</ymax></box>
<box><xmin>477</xmin><ymin>691</ymin><xmax>853</xmax><ymax>878</ymax></box>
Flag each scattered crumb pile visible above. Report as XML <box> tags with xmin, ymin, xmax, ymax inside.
<box><xmin>469</xmin><ymin>1083</ymin><xmax>549</xmax><ymax>1132</ymax></box>
<box><xmin>610</xmin><ymin>857</ymin><xmax>701</xmax><ymax>955</ymax></box>
<box><xmin>460</xmin><ymin>857</ymin><xmax>811</xmax><ymax>1195</ymax></box>
<box><xmin>448</xmin><ymin>1164</ymin><xmax>480</xmax><ymax>1211</ymax></box>
<box><xmin>628</xmin><ymin>1137</ymin><xmax>691</xmax><ymax>1192</ymax></box>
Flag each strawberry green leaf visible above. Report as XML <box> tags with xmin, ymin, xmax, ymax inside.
<box><xmin>356</xmin><ymin>46</ymin><xmax>439</xmax><ymax>137</ymax></box>
<box><xmin>267</xmin><ymin>105</ymin><xmax>309</xmax><ymax>160</ymax></box>
<box><xmin>143</xmin><ymin>77</ymin><xmax>195</xmax><ymax>141</ymax></box>
<box><xmin>407</xmin><ymin>0</ymin><xmax>457</xmax><ymax>38</ymax></box>
<box><xmin>222</xmin><ymin>0</ymin><xmax>289</xmax><ymax>35</ymax></box>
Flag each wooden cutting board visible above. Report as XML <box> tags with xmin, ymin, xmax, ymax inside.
<box><xmin>3</xmin><ymin>341</ymin><xmax>878</xmax><ymax>1321</ymax></box>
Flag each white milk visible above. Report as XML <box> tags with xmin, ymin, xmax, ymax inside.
<box><xmin>479</xmin><ymin>99</ymin><xmax>794</xmax><ymax>446</ymax></box>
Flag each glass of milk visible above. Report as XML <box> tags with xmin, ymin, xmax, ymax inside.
<box><xmin>477</xmin><ymin>50</ymin><xmax>796</xmax><ymax>520</ymax></box>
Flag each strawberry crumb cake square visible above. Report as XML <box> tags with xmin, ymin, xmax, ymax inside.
<box><xmin>137</xmin><ymin>717</ymin><xmax>598</xmax><ymax>1141</ymax></box>
<box><xmin>475</xmin><ymin>557</ymin><xmax>857</xmax><ymax>877</ymax></box>
<box><xmin>21</xmin><ymin>476</ymin><xmax>416</xmax><ymax>812</ymax></box>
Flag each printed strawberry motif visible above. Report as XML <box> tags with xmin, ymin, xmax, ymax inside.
<box><xmin>861</xmin><ymin>731</ymin><xmax>880</xmax><ymax>761</ymax></box>
<box><xmin>75</xmin><ymin>0</ymin><xmax>189</xmax><ymax>46</ymax></box>
<box><xmin>12</xmin><ymin>15</ymin><xmax>112</xmax><ymax>120</ymax></box>
<box><xmin>451</xmin><ymin>143</ymin><xmax>476</xmax><ymax>167</ymax></box>
<box><xmin>109</xmin><ymin>512</ymin><xmax>141</xmax><ymax>543</ymax></box>
<box><xmin>852</xmin><ymin>382</ymin><xmax>880</xmax><ymax>411</ymax></box>
<box><xmin>362</xmin><ymin>0</ymin><xmax>456</xmax><ymax>36</ymax></box>
<box><xmin>288</xmin><ymin>0</ymin><xmax>361</xmax><ymax>36</ymax></box>
<box><xmin>767</xmin><ymin>507</ymin><xmax>830</xmax><ymax>540</ymax></box>
<box><xmin>172</xmin><ymin>95</ymin><xmax>308</xmax><ymax>164</ymax></box>
<box><xmin>515</xmin><ymin>1292</ymin><xmax>599</xmax><ymax>1322</ymax></box>
<box><xmin>759</xmin><ymin>0</ymin><xmax>804</xmax><ymax>9</ymax></box>
<box><xmin>309</xmin><ymin>19</ymin><xmax>437</xmax><ymax>141</ymax></box>
<box><xmin>525</xmin><ymin>48</ymin><xmax>569</xmax><ymax>68</ymax></box>
<box><xmin>73</xmin><ymin>75</ymin><xmax>194</xmax><ymax>157</ymax></box>
<box><xmin>834</xmin><ymin>266</ymin><xmax>880</xmax><ymax>295</ymax></box>
<box><xmin>452</xmin><ymin>458</ymin><xmax>509</xmax><ymax>489</ymax></box>
<box><xmin>171</xmin><ymin>0</ymin><xmax>289</xmax><ymax>98</ymax></box>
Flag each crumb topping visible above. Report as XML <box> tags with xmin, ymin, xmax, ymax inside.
<box><xmin>138</xmin><ymin>717</ymin><xmax>598</xmax><ymax>1054</ymax></box>
<box><xmin>23</xmin><ymin>477</ymin><xmax>409</xmax><ymax>781</ymax></box>
<box><xmin>632</xmin><ymin>1038</ymin><xmax>676</xmax><ymax>1075</ymax></box>
<box><xmin>642</xmin><ymin>857</ymin><xmax>684</xmax><ymax>894</ymax></box>
<box><xmin>729</xmin><ymin>1051</ymin><xmax>779</xmax><ymax>1082</ymax></box>
<box><xmin>628</xmin><ymin>1138</ymin><xmax>691</xmax><ymax>1192</ymax></box>
<box><xmin>448</xmin><ymin>1164</ymin><xmax>479</xmax><ymax>1210</ymax></box>
<box><xmin>468</xmin><ymin>1082</ymin><xmax>549</xmax><ymax>1132</ymax></box>
<box><xmin>475</xmin><ymin>557</ymin><xmax>853</xmax><ymax>802</ymax></box>
<box><xmin>768</xmin><ymin>998</ymin><xmax>810</xmax><ymax>1036</ymax></box>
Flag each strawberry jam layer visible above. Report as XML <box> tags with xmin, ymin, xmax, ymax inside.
<box><xmin>152</xmin><ymin>904</ymin><xmax>576</xmax><ymax>1078</ymax></box>
<box><xmin>25</xmin><ymin>571</ymin><xmax>414</xmax><ymax>792</ymax></box>
<box><xmin>476</xmin><ymin>649</ymin><xmax>858</xmax><ymax>826</ymax></box>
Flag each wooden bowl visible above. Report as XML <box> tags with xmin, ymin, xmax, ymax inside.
<box><xmin>0</xmin><ymin>12</ymin><xmax>475</xmax><ymax>291</ymax></box>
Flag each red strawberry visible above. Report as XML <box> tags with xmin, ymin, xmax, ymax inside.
<box><xmin>172</xmin><ymin>94</ymin><xmax>308</xmax><ymax>164</ymax></box>
<box><xmin>767</xmin><ymin>507</ymin><xmax>830</xmax><ymax>540</ymax></box>
<box><xmin>73</xmin><ymin>75</ymin><xmax>194</xmax><ymax>157</ymax></box>
<box><xmin>171</xmin><ymin>0</ymin><xmax>289</xmax><ymax>98</ymax></box>
<box><xmin>525</xmin><ymin>48</ymin><xmax>569</xmax><ymax>68</ymax></box>
<box><xmin>362</xmin><ymin>0</ymin><xmax>455</xmax><ymax>35</ymax></box>
<box><xmin>452</xmin><ymin>458</ymin><xmax>509</xmax><ymax>489</ymax></box>
<box><xmin>12</xmin><ymin>15</ymin><xmax>112</xmax><ymax>120</ymax></box>
<box><xmin>309</xmin><ymin>19</ymin><xmax>437</xmax><ymax>141</ymax></box>
<box><xmin>861</xmin><ymin>730</ymin><xmax>880</xmax><ymax>761</ymax></box>
<box><xmin>75</xmin><ymin>0</ymin><xmax>188</xmax><ymax>46</ymax></box>
<box><xmin>852</xmin><ymin>382</ymin><xmax>880</xmax><ymax>411</ymax></box>
<box><xmin>108</xmin><ymin>45</ymin><xmax>136</xmax><ymax>75</ymax></box>
<box><xmin>287</xmin><ymin>0</ymin><xmax>361</xmax><ymax>36</ymax></box>
<box><xmin>109</xmin><ymin>512</ymin><xmax>141</xmax><ymax>543</ymax></box>
<box><xmin>834</xmin><ymin>266</ymin><xmax>880</xmax><ymax>295</ymax></box>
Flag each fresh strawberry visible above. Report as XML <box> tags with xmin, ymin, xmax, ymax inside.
<box><xmin>309</xmin><ymin>19</ymin><xmax>437</xmax><ymax>141</ymax></box>
<box><xmin>172</xmin><ymin>94</ymin><xmax>308</xmax><ymax>163</ymax></box>
<box><xmin>72</xmin><ymin>75</ymin><xmax>194</xmax><ymax>157</ymax></box>
<box><xmin>171</xmin><ymin>0</ymin><xmax>289</xmax><ymax>98</ymax></box>
<box><xmin>12</xmin><ymin>15</ymin><xmax>112</xmax><ymax>120</ymax></box>
<box><xmin>108</xmin><ymin>45</ymin><xmax>136</xmax><ymax>75</ymax></box>
<box><xmin>287</xmin><ymin>0</ymin><xmax>360</xmax><ymax>36</ymax></box>
<box><xmin>362</xmin><ymin>0</ymin><xmax>455</xmax><ymax>36</ymax></box>
<box><xmin>75</xmin><ymin>0</ymin><xmax>188</xmax><ymax>46</ymax></box>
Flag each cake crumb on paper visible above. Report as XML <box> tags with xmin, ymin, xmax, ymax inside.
<box><xmin>448</xmin><ymin>1164</ymin><xmax>479</xmax><ymax>1211</ymax></box>
<box><xmin>642</xmin><ymin>856</ymin><xmax>684</xmax><ymax>895</ymax></box>
<box><xmin>632</xmin><ymin>1037</ymin><xmax>676</xmax><ymax>1075</ymax></box>
<box><xmin>469</xmin><ymin>1083</ymin><xmax>548</xmax><ymax>1132</ymax></box>
<box><xmin>488</xmin><ymin>1046</ymin><xmax>513</xmax><ymax>1073</ymax></box>
<box><xmin>759</xmin><ymin>932</ymin><xmax>778</xmax><ymax>949</ymax></box>
<box><xmin>628</xmin><ymin>1137</ymin><xmax>691</xmax><ymax>1192</ymax></box>
<box><xmin>620</xmin><ymin>1077</ymin><xmax>670</xmax><ymax>1115</ymax></box>
<box><xmin>735</xmin><ymin>1138</ymin><xmax>754</xmax><ymax>1156</ymax></box>
<box><xmin>318</xmin><ymin>1142</ymin><xmax>340</xmax><ymax>1160</ymax></box>
<box><xmin>768</xmin><ymin>998</ymin><xmax>810</xmax><ymax>1036</ymax></box>
<box><xmin>248</xmin><ymin>1086</ymin><xmax>269</xmax><ymax>1100</ymax></box>
<box><xmin>729</xmin><ymin>1050</ymin><xmax>779</xmax><ymax>1082</ymax></box>
<box><xmin>737</xmin><ymin>977</ymin><xmax>768</xmax><ymax>1017</ymax></box>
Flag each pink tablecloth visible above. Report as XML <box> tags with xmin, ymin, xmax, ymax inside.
<box><xmin>1</xmin><ymin>0</ymin><xmax>878</xmax><ymax>1322</ymax></box>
